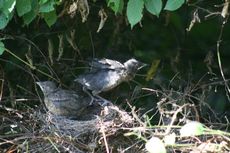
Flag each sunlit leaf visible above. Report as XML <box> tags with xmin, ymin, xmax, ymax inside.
<box><xmin>0</xmin><ymin>11</ymin><xmax>13</xmax><ymax>29</ymax></box>
<box><xmin>1</xmin><ymin>0</ymin><xmax>16</xmax><ymax>15</ymax></box>
<box><xmin>144</xmin><ymin>0</ymin><xmax>162</xmax><ymax>17</ymax></box>
<box><xmin>164</xmin><ymin>0</ymin><xmax>185</xmax><ymax>11</ymax></box>
<box><xmin>180</xmin><ymin>121</ymin><xmax>205</xmax><ymax>137</ymax></box>
<box><xmin>127</xmin><ymin>0</ymin><xmax>144</xmax><ymax>29</ymax></box>
<box><xmin>145</xmin><ymin>137</ymin><xmax>166</xmax><ymax>153</ymax></box>
<box><xmin>163</xmin><ymin>133</ymin><xmax>176</xmax><ymax>145</ymax></box>
<box><xmin>16</xmin><ymin>0</ymin><xmax>31</xmax><ymax>16</ymax></box>
<box><xmin>0</xmin><ymin>41</ymin><xmax>5</xmax><ymax>55</ymax></box>
<box><xmin>0</xmin><ymin>14</ymin><xmax>9</xmax><ymax>29</ymax></box>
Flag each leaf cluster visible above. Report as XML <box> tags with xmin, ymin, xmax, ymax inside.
<box><xmin>0</xmin><ymin>0</ymin><xmax>60</xmax><ymax>30</ymax></box>
<box><xmin>107</xmin><ymin>0</ymin><xmax>185</xmax><ymax>28</ymax></box>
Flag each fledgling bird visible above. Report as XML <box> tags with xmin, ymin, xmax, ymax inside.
<box><xmin>36</xmin><ymin>81</ymin><xmax>92</xmax><ymax>118</ymax></box>
<box><xmin>74</xmin><ymin>58</ymin><xmax>146</xmax><ymax>95</ymax></box>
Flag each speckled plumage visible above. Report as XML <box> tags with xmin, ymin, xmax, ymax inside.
<box><xmin>89</xmin><ymin>58</ymin><xmax>125</xmax><ymax>71</ymax></box>
<box><xmin>36</xmin><ymin>81</ymin><xmax>92</xmax><ymax>118</ymax></box>
<box><xmin>75</xmin><ymin>58</ymin><xmax>146</xmax><ymax>95</ymax></box>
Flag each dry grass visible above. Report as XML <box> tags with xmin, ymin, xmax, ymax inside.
<box><xmin>1</xmin><ymin>83</ymin><xmax>230</xmax><ymax>153</ymax></box>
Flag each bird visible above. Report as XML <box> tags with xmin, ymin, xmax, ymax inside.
<box><xmin>74</xmin><ymin>58</ymin><xmax>146</xmax><ymax>96</ymax></box>
<box><xmin>36</xmin><ymin>81</ymin><xmax>93</xmax><ymax>118</ymax></box>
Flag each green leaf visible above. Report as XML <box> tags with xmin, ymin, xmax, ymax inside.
<box><xmin>23</xmin><ymin>0</ymin><xmax>39</xmax><ymax>25</ymax></box>
<box><xmin>39</xmin><ymin>0</ymin><xmax>49</xmax><ymax>5</ymax></box>
<box><xmin>1</xmin><ymin>0</ymin><xmax>16</xmax><ymax>15</ymax></box>
<box><xmin>180</xmin><ymin>121</ymin><xmax>205</xmax><ymax>137</ymax></box>
<box><xmin>127</xmin><ymin>0</ymin><xmax>144</xmax><ymax>29</ymax></box>
<box><xmin>164</xmin><ymin>0</ymin><xmax>185</xmax><ymax>11</ymax></box>
<box><xmin>0</xmin><ymin>11</ymin><xmax>13</xmax><ymax>29</ymax></box>
<box><xmin>0</xmin><ymin>0</ymin><xmax>15</xmax><ymax>29</ymax></box>
<box><xmin>107</xmin><ymin>0</ymin><xmax>124</xmax><ymax>15</ymax></box>
<box><xmin>0</xmin><ymin>14</ymin><xmax>9</xmax><ymax>29</ymax></box>
<box><xmin>0</xmin><ymin>41</ymin><xmax>5</xmax><ymax>55</ymax></box>
<box><xmin>39</xmin><ymin>0</ymin><xmax>55</xmax><ymax>13</ymax></box>
<box><xmin>144</xmin><ymin>0</ymin><xmax>162</xmax><ymax>17</ymax></box>
<box><xmin>0</xmin><ymin>1</ymin><xmax>4</xmax><ymax>9</ymax></box>
<box><xmin>43</xmin><ymin>10</ymin><xmax>57</xmax><ymax>27</ymax></box>
<box><xmin>16</xmin><ymin>0</ymin><xmax>32</xmax><ymax>16</ymax></box>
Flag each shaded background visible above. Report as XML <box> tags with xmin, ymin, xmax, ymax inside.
<box><xmin>1</xmin><ymin>0</ymin><xmax>230</xmax><ymax>123</ymax></box>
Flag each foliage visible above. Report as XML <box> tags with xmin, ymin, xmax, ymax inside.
<box><xmin>0</xmin><ymin>41</ymin><xmax>5</xmax><ymax>55</ymax></box>
<box><xmin>108</xmin><ymin>0</ymin><xmax>185</xmax><ymax>28</ymax></box>
<box><xmin>107</xmin><ymin>0</ymin><xmax>124</xmax><ymax>15</ymax></box>
<box><xmin>126</xmin><ymin>0</ymin><xmax>144</xmax><ymax>29</ymax></box>
<box><xmin>0</xmin><ymin>0</ymin><xmax>186</xmax><ymax>59</ymax></box>
<box><xmin>164</xmin><ymin>0</ymin><xmax>185</xmax><ymax>11</ymax></box>
<box><xmin>0</xmin><ymin>0</ymin><xmax>185</xmax><ymax>30</ymax></box>
<box><xmin>0</xmin><ymin>0</ymin><xmax>60</xmax><ymax>30</ymax></box>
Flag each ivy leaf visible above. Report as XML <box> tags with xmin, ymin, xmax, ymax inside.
<box><xmin>127</xmin><ymin>0</ymin><xmax>144</xmax><ymax>29</ymax></box>
<box><xmin>0</xmin><ymin>0</ymin><xmax>16</xmax><ymax>29</ymax></box>
<box><xmin>0</xmin><ymin>41</ymin><xmax>5</xmax><ymax>55</ymax></box>
<box><xmin>107</xmin><ymin>0</ymin><xmax>124</xmax><ymax>15</ymax></box>
<box><xmin>0</xmin><ymin>14</ymin><xmax>9</xmax><ymax>29</ymax></box>
<box><xmin>164</xmin><ymin>0</ymin><xmax>185</xmax><ymax>11</ymax></box>
<box><xmin>0</xmin><ymin>11</ymin><xmax>13</xmax><ymax>29</ymax></box>
<box><xmin>23</xmin><ymin>0</ymin><xmax>39</xmax><ymax>25</ymax></box>
<box><xmin>39</xmin><ymin>0</ymin><xmax>49</xmax><ymax>5</ymax></box>
<box><xmin>39</xmin><ymin>0</ymin><xmax>55</xmax><ymax>13</ymax></box>
<box><xmin>144</xmin><ymin>0</ymin><xmax>162</xmax><ymax>17</ymax></box>
<box><xmin>0</xmin><ymin>1</ymin><xmax>4</xmax><ymax>9</ymax></box>
<box><xmin>16</xmin><ymin>0</ymin><xmax>32</xmax><ymax>16</ymax></box>
<box><xmin>1</xmin><ymin>0</ymin><xmax>16</xmax><ymax>15</ymax></box>
<box><xmin>43</xmin><ymin>10</ymin><xmax>57</xmax><ymax>27</ymax></box>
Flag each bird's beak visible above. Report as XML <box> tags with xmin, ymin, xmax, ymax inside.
<box><xmin>138</xmin><ymin>62</ymin><xmax>148</xmax><ymax>70</ymax></box>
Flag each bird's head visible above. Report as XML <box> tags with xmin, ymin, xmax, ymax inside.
<box><xmin>124</xmin><ymin>58</ymin><xmax>146</xmax><ymax>73</ymax></box>
<box><xmin>36</xmin><ymin>81</ymin><xmax>57</xmax><ymax>95</ymax></box>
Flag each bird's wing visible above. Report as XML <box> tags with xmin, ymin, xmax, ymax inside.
<box><xmin>89</xmin><ymin>58</ymin><xmax>125</xmax><ymax>70</ymax></box>
<box><xmin>47</xmin><ymin>89</ymin><xmax>79</xmax><ymax>103</ymax></box>
<box><xmin>75</xmin><ymin>69</ymin><xmax>124</xmax><ymax>92</ymax></box>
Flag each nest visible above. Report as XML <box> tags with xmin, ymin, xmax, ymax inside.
<box><xmin>29</xmin><ymin>105</ymin><xmax>134</xmax><ymax>152</ymax></box>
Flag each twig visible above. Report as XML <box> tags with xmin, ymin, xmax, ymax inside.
<box><xmin>164</xmin><ymin>104</ymin><xmax>190</xmax><ymax>135</ymax></box>
<box><xmin>216</xmin><ymin>15</ymin><xmax>230</xmax><ymax>101</ymax></box>
<box><xmin>99</xmin><ymin>119</ymin><xmax>110</xmax><ymax>153</ymax></box>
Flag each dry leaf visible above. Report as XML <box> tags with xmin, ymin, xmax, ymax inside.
<box><xmin>78</xmin><ymin>0</ymin><xmax>89</xmax><ymax>22</ymax></box>
<box><xmin>25</xmin><ymin>45</ymin><xmax>36</xmax><ymax>69</ymax></box>
<box><xmin>97</xmin><ymin>8</ymin><xmax>108</xmax><ymax>33</ymax></box>
<box><xmin>187</xmin><ymin>9</ymin><xmax>200</xmax><ymax>31</ymax></box>
<box><xmin>221</xmin><ymin>0</ymin><xmax>229</xmax><ymax>18</ymax></box>
<box><xmin>57</xmin><ymin>34</ymin><xmax>64</xmax><ymax>61</ymax></box>
<box><xmin>48</xmin><ymin>39</ymin><xmax>54</xmax><ymax>65</ymax></box>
